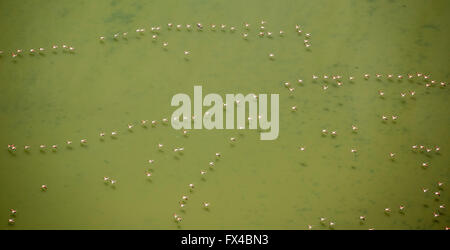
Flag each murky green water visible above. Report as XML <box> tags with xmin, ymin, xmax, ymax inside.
<box><xmin>0</xmin><ymin>0</ymin><xmax>448</xmax><ymax>230</ymax></box>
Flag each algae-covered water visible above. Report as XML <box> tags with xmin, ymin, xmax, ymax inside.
<box><xmin>0</xmin><ymin>0</ymin><xmax>448</xmax><ymax>230</ymax></box>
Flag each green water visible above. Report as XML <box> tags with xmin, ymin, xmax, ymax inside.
<box><xmin>0</xmin><ymin>0</ymin><xmax>448</xmax><ymax>230</ymax></box>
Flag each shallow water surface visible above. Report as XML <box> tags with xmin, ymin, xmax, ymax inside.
<box><xmin>0</xmin><ymin>0</ymin><xmax>449</xmax><ymax>229</ymax></box>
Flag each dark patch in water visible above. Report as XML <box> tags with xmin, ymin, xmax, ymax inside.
<box><xmin>422</xmin><ymin>24</ymin><xmax>440</xmax><ymax>31</ymax></box>
<box><xmin>367</xmin><ymin>7</ymin><xmax>377</xmax><ymax>16</ymax></box>
<box><xmin>105</xmin><ymin>11</ymin><xmax>135</xmax><ymax>25</ymax></box>
<box><xmin>59</xmin><ymin>8</ymin><xmax>70</xmax><ymax>18</ymax></box>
